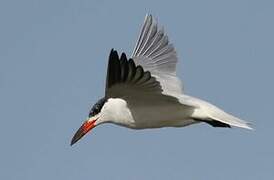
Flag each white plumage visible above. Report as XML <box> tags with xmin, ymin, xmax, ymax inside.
<box><xmin>71</xmin><ymin>14</ymin><xmax>252</xmax><ymax>146</ymax></box>
<box><xmin>101</xmin><ymin>14</ymin><xmax>252</xmax><ymax>129</ymax></box>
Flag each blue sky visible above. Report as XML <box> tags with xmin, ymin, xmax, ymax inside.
<box><xmin>0</xmin><ymin>0</ymin><xmax>273</xmax><ymax>179</ymax></box>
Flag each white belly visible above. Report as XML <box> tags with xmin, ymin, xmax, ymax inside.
<box><xmin>104</xmin><ymin>97</ymin><xmax>197</xmax><ymax>129</ymax></box>
<box><xmin>117</xmin><ymin>93</ymin><xmax>198</xmax><ymax>129</ymax></box>
<box><xmin>129</xmin><ymin>103</ymin><xmax>194</xmax><ymax>129</ymax></box>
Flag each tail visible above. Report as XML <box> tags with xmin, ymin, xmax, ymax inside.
<box><xmin>187</xmin><ymin>96</ymin><xmax>253</xmax><ymax>130</ymax></box>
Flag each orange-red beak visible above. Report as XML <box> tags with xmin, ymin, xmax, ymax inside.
<box><xmin>70</xmin><ymin>119</ymin><xmax>97</xmax><ymax>146</ymax></box>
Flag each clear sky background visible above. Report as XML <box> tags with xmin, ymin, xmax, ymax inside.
<box><xmin>0</xmin><ymin>0</ymin><xmax>273</xmax><ymax>179</ymax></box>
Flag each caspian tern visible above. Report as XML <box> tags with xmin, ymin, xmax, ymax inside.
<box><xmin>71</xmin><ymin>14</ymin><xmax>252</xmax><ymax>146</ymax></box>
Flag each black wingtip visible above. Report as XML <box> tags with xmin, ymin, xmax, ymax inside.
<box><xmin>120</xmin><ymin>52</ymin><xmax>127</xmax><ymax>60</ymax></box>
<box><xmin>110</xmin><ymin>48</ymin><xmax>118</xmax><ymax>56</ymax></box>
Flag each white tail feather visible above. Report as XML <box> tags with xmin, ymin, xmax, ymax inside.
<box><xmin>186</xmin><ymin>96</ymin><xmax>253</xmax><ymax>130</ymax></box>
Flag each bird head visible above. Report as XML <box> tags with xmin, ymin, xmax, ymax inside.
<box><xmin>70</xmin><ymin>98</ymin><xmax>107</xmax><ymax>146</ymax></box>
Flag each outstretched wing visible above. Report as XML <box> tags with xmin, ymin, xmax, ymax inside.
<box><xmin>105</xmin><ymin>49</ymin><xmax>164</xmax><ymax>98</ymax></box>
<box><xmin>131</xmin><ymin>14</ymin><xmax>183</xmax><ymax>97</ymax></box>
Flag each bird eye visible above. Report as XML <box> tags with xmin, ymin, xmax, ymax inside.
<box><xmin>89</xmin><ymin>105</ymin><xmax>99</xmax><ymax>117</ymax></box>
<box><xmin>94</xmin><ymin>107</ymin><xmax>99</xmax><ymax>114</ymax></box>
<box><xmin>88</xmin><ymin>111</ymin><xmax>93</xmax><ymax>117</ymax></box>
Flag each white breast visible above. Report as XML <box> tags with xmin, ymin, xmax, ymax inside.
<box><xmin>100</xmin><ymin>98</ymin><xmax>136</xmax><ymax>128</ymax></box>
<box><xmin>100</xmin><ymin>97</ymin><xmax>194</xmax><ymax>129</ymax></box>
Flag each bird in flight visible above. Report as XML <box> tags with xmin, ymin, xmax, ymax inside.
<box><xmin>71</xmin><ymin>14</ymin><xmax>252</xmax><ymax>146</ymax></box>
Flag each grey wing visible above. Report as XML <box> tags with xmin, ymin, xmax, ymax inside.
<box><xmin>131</xmin><ymin>14</ymin><xmax>183</xmax><ymax>97</ymax></box>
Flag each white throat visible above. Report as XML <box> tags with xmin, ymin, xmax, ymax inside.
<box><xmin>96</xmin><ymin>98</ymin><xmax>135</xmax><ymax>127</ymax></box>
